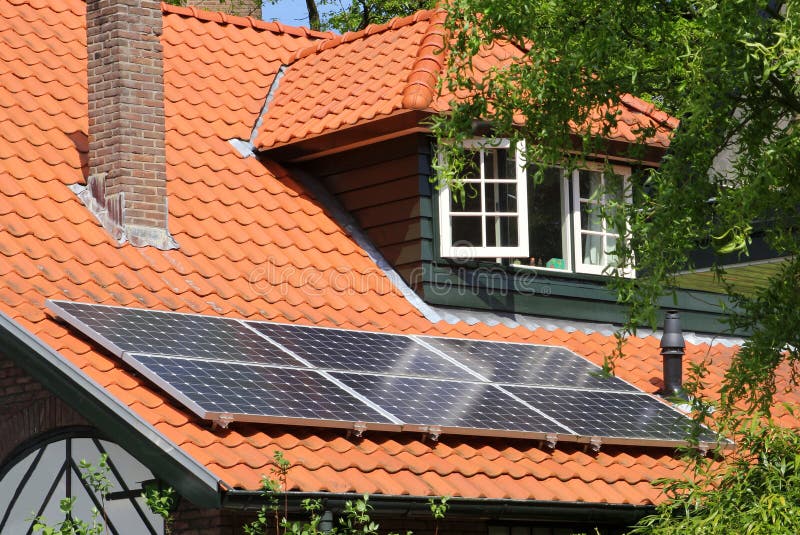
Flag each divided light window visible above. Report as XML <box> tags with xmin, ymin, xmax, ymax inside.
<box><xmin>438</xmin><ymin>139</ymin><xmax>529</xmax><ymax>259</ymax></box>
<box><xmin>438</xmin><ymin>139</ymin><xmax>632</xmax><ymax>276</ymax></box>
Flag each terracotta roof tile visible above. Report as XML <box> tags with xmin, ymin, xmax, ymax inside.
<box><xmin>254</xmin><ymin>9</ymin><xmax>674</xmax><ymax>151</ymax></box>
<box><xmin>0</xmin><ymin>0</ymin><xmax>772</xmax><ymax>507</ymax></box>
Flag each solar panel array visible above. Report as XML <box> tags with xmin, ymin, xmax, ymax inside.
<box><xmin>48</xmin><ymin>300</ymin><xmax>716</xmax><ymax>447</ymax></box>
<box><xmin>129</xmin><ymin>354</ymin><xmax>395</xmax><ymax>427</ymax></box>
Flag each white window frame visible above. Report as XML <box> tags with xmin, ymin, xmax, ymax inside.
<box><xmin>437</xmin><ymin>140</ymin><xmax>633</xmax><ymax>276</ymax></box>
<box><xmin>438</xmin><ymin>139</ymin><xmax>529</xmax><ymax>259</ymax></box>
<box><xmin>571</xmin><ymin>163</ymin><xmax>632</xmax><ymax>276</ymax></box>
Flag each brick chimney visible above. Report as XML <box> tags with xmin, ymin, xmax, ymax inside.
<box><xmin>80</xmin><ymin>0</ymin><xmax>177</xmax><ymax>249</ymax></box>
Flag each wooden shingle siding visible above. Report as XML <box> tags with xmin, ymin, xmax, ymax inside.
<box><xmin>302</xmin><ymin>134</ymin><xmax>434</xmax><ymax>288</ymax></box>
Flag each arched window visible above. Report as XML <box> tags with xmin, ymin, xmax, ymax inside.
<box><xmin>0</xmin><ymin>427</ymin><xmax>165</xmax><ymax>534</ymax></box>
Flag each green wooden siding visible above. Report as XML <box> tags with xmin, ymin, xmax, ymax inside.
<box><xmin>300</xmin><ymin>135</ymin><xmax>433</xmax><ymax>286</ymax></box>
<box><xmin>301</xmin><ymin>134</ymin><xmax>738</xmax><ymax>334</ymax></box>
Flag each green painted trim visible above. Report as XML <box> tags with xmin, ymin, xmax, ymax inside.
<box><xmin>419</xmin><ymin>198</ymin><xmax>433</xmax><ymax>219</ymax></box>
<box><xmin>0</xmin><ymin>313</ymin><xmax>222</xmax><ymax>508</ymax></box>
<box><xmin>425</xmin><ymin>262</ymin><xmax>735</xmax><ymax>311</ymax></box>
<box><xmin>422</xmin><ymin>262</ymin><xmax>739</xmax><ymax>334</ymax></box>
<box><xmin>419</xmin><ymin>218</ymin><xmax>434</xmax><ymax>240</ymax></box>
<box><xmin>420</xmin><ymin>238</ymin><xmax>434</xmax><ymax>262</ymax></box>
<box><xmin>423</xmin><ymin>283</ymin><xmax>629</xmax><ymax>324</ymax></box>
<box><xmin>422</xmin><ymin>281</ymin><xmax>735</xmax><ymax>334</ymax></box>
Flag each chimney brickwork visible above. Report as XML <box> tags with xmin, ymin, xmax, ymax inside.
<box><xmin>83</xmin><ymin>0</ymin><xmax>177</xmax><ymax>249</ymax></box>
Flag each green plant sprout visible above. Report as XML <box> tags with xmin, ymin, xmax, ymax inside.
<box><xmin>144</xmin><ymin>484</ymin><xmax>178</xmax><ymax>535</ymax></box>
<box><xmin>31</xmin><ymin>454</ymin><xmax>112</xmax><ymax>535</ymax></box>
<box><xmin>244</xmin><ymin>451</ymin><xmax>447</xmax><ymax>534</ymax></box>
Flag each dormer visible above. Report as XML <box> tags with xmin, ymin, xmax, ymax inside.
<box><xmin>253</xmin><ymin>9</ymin><xmax>733</xmax><ymax>333</ymax></box>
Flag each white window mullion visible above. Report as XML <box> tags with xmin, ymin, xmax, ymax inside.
<box><xmin>439</xmin><ymin>139</ymin><xmax>529</xmax><ymax>259</ymax></box>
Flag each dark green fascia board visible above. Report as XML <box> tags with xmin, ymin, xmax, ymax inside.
<box><xmin>423</xmin><ymin>262</ymin><xmax>736</xmax><ymax>315</ymax></box>
<box><xmin>422</xmin><ymin>283</ymin><xmax>630</xmax><ymax>324</ymax></box>
<box><xmin>421</xmin><ymin>282</ymin><xmax>735</xmax><ymax>334</ymax></box>
<box><xmin>0</xmin><ymin>310</ymin><xmax>223</xmax><ymax>508</ymax></box>
<box><xmin>223</xmin><ymin>491</ymin><xmax>652</xmax><ymax>526</ymax></box>
<box><xmin>422</xmin><ymin>261</ymin><xmax>739</xmax><ymax>334</ymax></box>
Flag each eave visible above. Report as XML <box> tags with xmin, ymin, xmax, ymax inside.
<box><xmin>0</xmin><ymin>310</ymin><xmax>223</xmax><ymax>508</ymax></box>
<box><xmin>260</xmin><ymin>110</ymin><xmax>432</xmax><ymax>162</ymax></box>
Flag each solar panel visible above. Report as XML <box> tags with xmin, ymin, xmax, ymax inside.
<box><xmin>330</xmin><ymin>372</ymin><xmax>570</xmax><ymax>437</ymax></box>
<box><xmin>420</xmin><ymin>336</ymin><xmax>636</xmax><ymax>391</ymax></box>
<box><xmin>126</xmin><ymin>354</ymin><xmax>398</xmax><ymax>429</ymax></box>
<box><xmin>503</xmin><ymin>385</ymin><xmax>701</xmax><ymax>442</ymax></box>
<box><xmin>47</xmin><ymin>300</ymin><xmax>720</xmax><ymax>448</ymax></box>
<box><xmin>48</xmin><ymin>300</ymin><xmax>304</xmax><ymax>367</ymax></box>
<box><xmin>249</xmin><ymin>322</ymin><xmax>475</xmax><ymax>380</ymax></box>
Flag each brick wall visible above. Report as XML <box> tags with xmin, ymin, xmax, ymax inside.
<box><xmin>173</xmin><ymin>499</ymin><xmax>251</xmax><ymax>535</ymax></box>
<box><xmin>171</xmin><ymin>505</ymin><xmax>492</xmax><ymax>535</ymax></box>
<box><xmin>85</xmin><ymin>0</ymin><xmax>176</xmax><ymax>249</ymax></box>
<box><xmin>0</xmin><ymin>352</ymin><xmax>87</xmax><ymax>464</ymax></box>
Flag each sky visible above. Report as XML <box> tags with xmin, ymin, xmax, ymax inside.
<box><xmin>261</xmin><ymin>1</ymin><xmax>337</xmax><ymax>29</ymax></box>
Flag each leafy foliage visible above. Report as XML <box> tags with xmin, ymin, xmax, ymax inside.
<box><xmin>435</xmin><ymin>0</ymin><xmax>800</xmax><ymax>415</ymax></box>
<box><xmin>631</xmin><ymin>410</ymin><xmax>800</xmax><ymax>534</ymax></box>
<box><xmin>319</xmin><ymin>0</ymin><xmax>434</xmax><ymax>33</ymax></box>
<box><xmin>31</xmin><ymin>455</ymin><xmax>112</xmax><ymax>535</ymax></box>
<box><xmin>144</xmin><ymin>484</ymin><xmax>178</xmax><ymax>535</ymax></box>
<box><xmin>243</xmin><ymin>450</ymin><xmax>448</xmax><ymax>534</ymax></box>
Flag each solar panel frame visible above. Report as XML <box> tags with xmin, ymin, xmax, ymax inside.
<box><xmin>124</xmin><ymin>354</ymin><xmax>402</xmax><ymax>431</ymax></box>
<box><xmin>330</xmin><ymin>371</ymin><xmax>572</xmax><ymax>440</ymax></box>
<box><xmin>47</xmin><ymin>300</ymin><xmax>308</xmax><ymax>368</ymax></box>
<box><xmin>417</xmin><ymin>335</ymin><xmax>638</xmax><ymax>392</ymax></box>
<box><xmin>502</xmin><ymin>384</ymin><xmax>719</xmax><ymax>446</ymax></box>
<box><xmin>47</xmin><ymin>300</ymin><xmax>724</xmax><ymax>448</ymax></box>
<box><xmin>248</xmin><ymin>321</ymin><xmax>478</xmax><ymax>380</ymax></box>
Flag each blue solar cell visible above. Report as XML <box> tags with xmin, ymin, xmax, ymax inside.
<box><xmin>503</xmin><ymin>385</ymin><xmax>701</xmax><ymax>441</ymax></box>
<box><xmin>249</xmin><ymin>322</ymin><xmax>474</xmax><ymax>380</ymax></box>
<box><xmin>421</xmin><ymin>336</ymin><xmax>636</xmax><ymax>391</ymax></box>
<box><xmin>127</xmin><ymin>354</ymin><xmax>394</xmax><ymax>425</ymax></box>
<box><xmin>331</xmin><ymin>372</ymin><xmax>569</xmax><ymax>434</ymax></box>
<box><xmin>49</xmin><ymin>300</ymin><xmax>303</xmax><ymax>367</ymax></box>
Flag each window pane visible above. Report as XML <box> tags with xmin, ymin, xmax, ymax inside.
<box><xmin>579</xmin><ymin>169</ymin><xmax>602</xmax><ymax>199</ymax></box>
<box><xmin>580</xmin><ymin>202</ymin><xmax>603</xmax><ymax>232</ymax></box>
<box><xmin>486</xmin><ymin>182</ymin><xmax>517</xmax><ymax>212</ymax></box>
<box><xmin>582</xmin><ymin>233</ymin><xmax>604</xmax><ymax>265</ymax></box>
<box><xmin>465</xmin><ymin>151</ymin><xmax>482</xmax><ymax>180</ymax></box>
<box><xmin>451</xmin><ymin>216</ymin><xmax>482</xmax><ymax>246</ymax></box>
<box><xmin>484</xmin><ymin>149</ymin><xmax>496</xmax><ymax>179</ymax></box>
<box><xmin>450</xmin><ymin>183</ymin><xmax>482</xmax><ymax>212</ymax></box>
<box><xmin>606</xmin><ymin>235</ymin><xmax>618</xmax><ymax>266</ymax></box>
<box><xmin>606</xmin><ymin>171</ymin><xmax>625</xmax><ymax>200</ymax></box>
<box><xmin>496</xmin><ymin>148</ymin><xmax>516</xmax><ymax>180</ymax></box>
<box><xmin>486</xmin><ymin>216</ymin><xmax>518</xmax><ymax>247</ymax></box>
<box><xmin>527</xmin><ymin>167</ymin><xmax>564</xmax><ymax>268</ymax></box>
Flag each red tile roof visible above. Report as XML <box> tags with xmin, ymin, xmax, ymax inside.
<box><xmin>0</xmin><ymin>0</ymin><xmax>779</xmax><ymax>507</ymax></box>
<box><xmin>254</xmin><ymin>8</ymin><xmax>675</xmax><ymax>151</ymax></box>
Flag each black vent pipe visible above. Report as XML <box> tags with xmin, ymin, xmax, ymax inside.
<box><xmin>660</xmin><ymin>310</ymin><xmax>686</xmax><ymax>398</ymax></box>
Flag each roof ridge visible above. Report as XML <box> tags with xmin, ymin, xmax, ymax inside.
<box><xmin>289</xmin><ymin>8</ymin><xmax>443</xmax><ymax>64</ymax></box>
<box><xmin>401</xmin><ymin>9</ymin><xmax>447</xmax><ymax>110</ymax></box>
<box><xmin>620</xmin><ymin>93</ymin><xmax>679</xmax><ymax>130</ymax></box>
<box><xmin>160</xmin><ymin>2</ymin><xmax>333</xmax><ymax>40</ymax></box>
